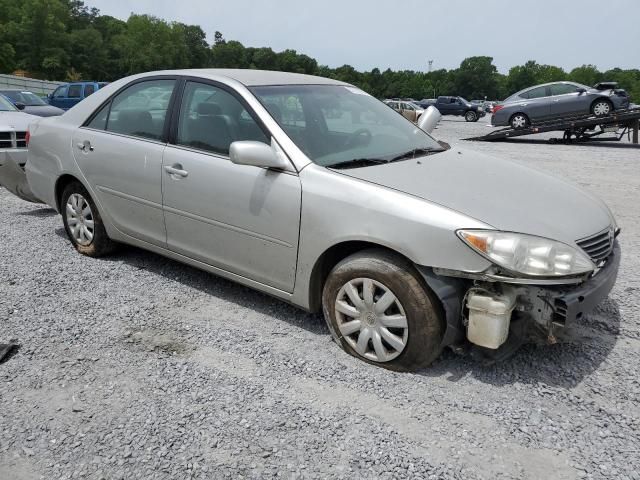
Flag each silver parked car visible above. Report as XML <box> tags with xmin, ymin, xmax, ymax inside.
<box><xmin>492</xmin><ymin>81</ymin><xmax>630</xmax><ymax>129</ymax></box>
<box><xmin>0</xmin><ymin>94</ymin><xmax>41</xmax><ymax>202</ymax></box>
<box><xmin>25</xmin><ymin>70</ymin><xmax>620</xmax><ymax>371</ymax></box>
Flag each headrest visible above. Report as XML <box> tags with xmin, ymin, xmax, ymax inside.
<box><xmin>197</xmin><ymin>102</ymin><xmax>221</xmax><ymax>115</ymax></box>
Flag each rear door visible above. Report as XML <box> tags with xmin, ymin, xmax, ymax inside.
<box><xmin>400</xmin><ymin>102</ymin><xmax>417</xmax><ymax>121</ymax></box>
<box><xmin>519</xmin><ymin>86</ymin><xmax>551</xmax><ymax>121</ymax></box>
<box><xmin>161</xmin><ymin>79</ymin><xmax>302</xmax><ymax>292</ymax></box>
<box><xmin>71</xmin><ymin>77</ymin><xmax>178</xmax><ymax>246</ymax></box>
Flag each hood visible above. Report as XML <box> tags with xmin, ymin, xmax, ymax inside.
<box><xmin>0</xmin><ymin>111</ymin><xmax>40</xmax><ymax>131</ymax></box>
<box><xmin>24</xmin><ymin>105</ymin><xmax>64</xmax><ymax>117</ymax></box>
<box><xmin>335</xmin><ymin>147</ymin><xmax>613</xmax><ymax>245</ymax></box>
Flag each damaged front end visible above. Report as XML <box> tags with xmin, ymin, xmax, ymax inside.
<box><xmin>418</xmin><ymin>236</ymin><xmax>620</xmax><ymax>361</ymax></box>
<box><xmin>0</xmin><ymin>129</ymin><xmax>41</xmax><ymax>203</ymax></box>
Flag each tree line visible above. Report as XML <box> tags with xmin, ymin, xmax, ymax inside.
<box><xmin>2</xmin><ymin>0</ymin><xmax>639</xmax><ymax>101</ymax></box>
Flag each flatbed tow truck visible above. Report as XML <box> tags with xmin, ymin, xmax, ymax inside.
<box><xmin>465</xmin><ymin>106</ymin><xmax>640</xmax><ymax>144</ymax></box>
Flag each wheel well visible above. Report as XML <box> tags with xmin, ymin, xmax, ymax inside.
<box><xmin>591</xmin><ymin>97</ymin><xmax>612</xmax><ymax>108</ymax></box>
<box><xmin>307</xmin><ymin>241</ymin><xmax>412</xmax><ymax>313</ymax></box>
<box><xmin>54</xmin><ymin>174</ymin><xmax>81</xmax><ymax>212</ymax></box>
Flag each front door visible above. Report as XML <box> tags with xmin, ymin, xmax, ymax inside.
<box><xmin>72</xmin><ymin>78</ymin><xmax>178</xmax><ymax>246</ymax></box>
<box><xmin>549</xmin><ymin>83</ymin><xmax>585</xmax><ymax>118</ymax></box>
<box><xmin>162</xmin><ymin>80</ymin><xmax>302</xmax><ymax>292</ymax></box>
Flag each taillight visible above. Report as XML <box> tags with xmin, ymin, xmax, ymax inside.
<box><xmin>492</xmin><ymin>105</ymin><xmax>504</xmax><ymax>114</ymax></box>
<box><xmin>25</xmin><ymin>130</ymin><xmax>30</xmax><ymax>147</ymax></box>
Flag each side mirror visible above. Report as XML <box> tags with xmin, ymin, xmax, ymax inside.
<box><xmin>229</xmin><ymin>139</ymin><xmax>290</xmax><ymax>170</ymax></box>
<box><xmin>417</xmin><ymin>106</ymin><xmax>442</xmax><ymax>134</ymax></box>
<box><xmin>576</xmin><ymin>87</ymin><xmax>587</xmax><ymax>94</ymax></box>
<box><xmin>15</xmin><ymin>102</ymin><xmax>26</xmax><ymax>110</ymax></box>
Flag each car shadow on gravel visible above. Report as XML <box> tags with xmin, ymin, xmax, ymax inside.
<box><xmin>421</xmin><ymin>299</ymin><xmax>622</xmax><ymax>389</ymax></box>
<box><xmin>85</xmin><ymin>243</ymin><xmax>328</xmax><ymax>336</ymax></box>
<box><xmin>14</xmin><ymin>207</ymin><xmax>57</xmax><ymax>217</ymax></box>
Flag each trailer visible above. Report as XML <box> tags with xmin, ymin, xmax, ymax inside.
<box><xmin>465</xmin><ymin>107</ymin><xmax>640</xmax><ymax>144</ymax></box>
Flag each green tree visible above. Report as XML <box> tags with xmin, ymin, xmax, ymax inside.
<box><xmin>454</xmin><ymin>56</ymin><xmax>500</xmax><ymax>99</ymax></box>
<box><xmin>569</xmin><ymin>64</ymin><xmax>602</xmax><ymax>86</ymax></box>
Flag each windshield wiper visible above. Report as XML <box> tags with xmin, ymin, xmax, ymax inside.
<box><xmin>389</xmin><ymin>147</ymin><xmax>444</xmax><ymax>162</ymax></box>
<box><xmin>326</xmin><ymin>158</ymin><xmax>388</xmax><ymax>169</ymax></box>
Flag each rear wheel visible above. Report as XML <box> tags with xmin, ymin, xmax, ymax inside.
<box><xmin>465</xmin><ymin>111</ymin><xmax>478</xmax><ymax>122</ymax></box>
<box><xmin>591</xmin><ymin>99</ymin><xmax>612</xmax><ymax>117</ymax></box>
<box><xmin>510</xmin><ymin>113</ymin><xmax>529</xmax><ymax>129</ymax></box>
<box><xmin>322</xmin><ymin>250</ymin><xmax>443</xmax><ymax>371</ymax></box>
<box><xmin>61</xmin><ymin>181</ymin><xmax>116</xmax><ymax>257</ymax></box>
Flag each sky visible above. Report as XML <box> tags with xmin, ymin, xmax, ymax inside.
<box><xmin>87</xmin><ymin>0</ymin><xmax>640</xmax><ymax>74</ymax></box>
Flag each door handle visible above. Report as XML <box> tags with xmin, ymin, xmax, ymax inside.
<box><xmin>76</xmin><ymin>141</ymin><xmax>94</xmax><ymax>152</ymax></box>
<box><xmin>164</xmin><ymin>165</ymin><xmax>189</xmax><ymax>178</ymax></box>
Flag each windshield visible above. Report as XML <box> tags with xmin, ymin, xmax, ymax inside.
<box><xmin>458</xmin><ymin>97</ymin><xmax>469</xmax><ymax>104</ymax></box>
<box><xmin>250</xmin><ymin>85</ymin><xmax>442</xmax><ymax>167</ymax></box>
<box><xmin>1</xmin><ymin>90</ymin><xmax>47</xmax><ymax>106</ymax></box>
<box><xmin>0</xmin><ymin>95</ymin><xmax>17</xmax><ymax>111</ymax></box>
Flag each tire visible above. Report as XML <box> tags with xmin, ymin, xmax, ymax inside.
<box><xmin>591</xmin><ymin>99</ymin><xmax>612</xmax><ymax>117</ymax></box>
<box><xmin>510</xmin><ymin>113</ymin><xmax>529</xmax><ymax>130</ymax></box>
<box><xmin>61</xmin><ymin>181</ymin><xmax>116</xmax><ymax>257</ymax></box>
<box><xmin>464</xmin><ymin>111</ymin><xmax>477</xmax><ymax>122</ymax></box>
<box><xmin>322</xmin><ymin>249</ymin><xmax>443</xmax><ymax>371</ymax></box>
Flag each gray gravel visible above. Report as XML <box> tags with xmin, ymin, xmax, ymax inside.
<box><xmin>1</xmin><ymin>117</ymin><xmax>639</xmax><ymax>479</ymax></box>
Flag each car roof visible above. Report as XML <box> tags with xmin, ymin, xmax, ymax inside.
<box><xmin>137</xmin><ymin>69</ymin><xmax>351</xmax><ymax>87</ymax></box>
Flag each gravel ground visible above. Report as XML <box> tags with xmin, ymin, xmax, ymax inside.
<box><xmin>1</xmin><ymin>116</ymin><xmax>639</xmax><ymax>480</ymax></box>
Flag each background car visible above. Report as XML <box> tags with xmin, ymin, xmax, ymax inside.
<box><xmin>383</xmin><ymin>99</ymin><xmax>424</xmax><ymax>122</ymax></box>
<box><xmin>47</xmin><ymin>81</ymin><xmax>108</xmax><ymax>110</ymax></box>
<box><xmin>421</xmin><ymin>96</ymin><xmax>485</xmax><ymax>122</ymax></box>
<box><xmin>492</xmin><ymin>81</ymin><xmax>630</xmax><ymax>129</ymax></box>
<box><xmin>0</xmin><ymin>89</ymin><xmax>64</xmax><ymax>117</ymax></box>
<box><xmin>0</xmin><ymin>95</ymin><xmax>40</xmax><ymax>202</ymax></box>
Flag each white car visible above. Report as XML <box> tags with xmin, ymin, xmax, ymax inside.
<box><xmin>0</xmin><ymin>95</ymin><xmax>41</xmax><ymax>202</ymax></box>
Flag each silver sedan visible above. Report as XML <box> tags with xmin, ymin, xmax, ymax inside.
<box><xmin>25</xmin><ymin>70</ymin><xmax>620</xmax><ymax>370</ymax></box>
<box><xmin>492</xmin><ymin>81</ymin><xmax>630</xmax><ymax>129</ymax></box>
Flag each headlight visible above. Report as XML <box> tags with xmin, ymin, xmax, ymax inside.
<box><xmin>458</xmin><ymin>230</ymin><xmax>594</xmax><ymax>277</ymax></box>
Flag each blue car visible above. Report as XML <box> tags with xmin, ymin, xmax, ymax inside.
<box><xmin>47</xmin><ymin>81</ymin><xmax>108</xmax><ymax>110</ymax></box>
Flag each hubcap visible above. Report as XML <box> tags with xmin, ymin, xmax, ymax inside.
<box><xmin>512</xmin><ymin>115</ymin><xmax>526</xmax><ymax>128</ymax></box>
<box><xmin>334</xmin><ymin>278</ymin><xmax>408</xmax><ymax>363</ymax></box>
<box><xmin>66</xmin><ymin>193</ymin><xmax>94</xmax><ymax>246</ymax></box>
<box><xmin>594</xmin><ymin>102</ymin><xmax>610</xmax><ymax>116</ymax></box>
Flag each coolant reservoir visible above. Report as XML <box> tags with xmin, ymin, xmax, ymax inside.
<box><xmin>466</xmin><ymin>290</ymin><xmax>516</xmax><ymax>349</ymax></box>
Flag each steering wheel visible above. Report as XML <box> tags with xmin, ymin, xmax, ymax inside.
<box><xmin>346</xmin><ymin>128</ymin><xmax>372</xmax><ymax>148</ymax></box>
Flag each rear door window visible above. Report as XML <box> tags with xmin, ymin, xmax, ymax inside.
<box><xmin>84</xmin><ymin>84</ymin><xmax>96</xmax><ymax>96</ymax></box>
<box><xmin>521</xmin><ymin>86</ymin><xmax>548</xmax><ymax>99</ymax></box>
<box><xmin>86</xmin><ymin>79</ymin><xmax>176</xmax><ymax>141</ymax></box>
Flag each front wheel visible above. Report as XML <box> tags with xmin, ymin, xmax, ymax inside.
<box><xmin>61</xmin><ymin>181</ymin><xmax>116</xmax><ymax>257</ymax></box>
<box><xmin>465</xmin><ymin>111</ymin><xmax>478</xmax><ymax>122</ymax></box>
<box><xmin>591</xmin><ymin>99</ymin><xmax>612</xmax><ymax>117</ymax></box>
<box><xmin>322</xmin><ymin>250</ymin><xmax>443</xmax><ymax>371</ymax></box>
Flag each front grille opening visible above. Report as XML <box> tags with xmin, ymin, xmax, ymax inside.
<box><xmin>553</xmin><ymin>299</ymin><xmax>568</xmax><ymax>325</ymax></box>
<box><xmin>576</xmin><ymin>228</ymin><xmax>614</xmax><ymax>262</ymax></box>
<box><xmin>15</xmin><ymin>132</ymin><xmax>27</xmax><ymax>148</ymax></box>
